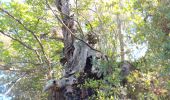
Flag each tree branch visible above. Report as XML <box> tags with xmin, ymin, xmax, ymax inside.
<box><xmin>0</xmin><ymin>64</ymin><xmax>11</xmax><ymax>70</ymax></box>
<box><xmin>0</xmin><ymin>30</ymin><xmax>34</xmax><ymax>51</ymax></box>
<box><xmin>0</xmin><ymin>7</ymin><xmax>50</xmax><ymax>65</ymax></box>
<box><xmin>49</xmin><ymin>37</ymin><xmax>64</xmax><ymax>42</ymax></box>
<box><xmin>0</xmin><ymin>30</ymin><xmax>43</xmax><ymax>63</ymax></box>
<box><xmin>0</xmin><ymin>61</ymin><xmax>44</xmax><ymax>71</ymax></box>
<box><xmin>5</xmin><ymin>73</ymin><xmax>26</xmax><ymax>95</ymax></box>
<box><xmin>0</xmin><ymin>8</ymin><xmax>33</xmax><ymax>34</ymax></box>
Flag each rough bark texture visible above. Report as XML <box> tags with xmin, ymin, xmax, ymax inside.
<box><xmin>43</xmin><ymin>0</ymin><xmax>103</xmax><ymax>100</ymax></box>
<box><xmin>56</xmin><ymin>0</ymin><xmax>102</xmax><ymax>78</ymax></box>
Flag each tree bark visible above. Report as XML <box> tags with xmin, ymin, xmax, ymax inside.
<box><xmin>44</xmin><ymin>0</ymin><xmax>105</xmax><ymax>99</ymax></box>
<box><xmin>117</xmin><ymin>14</ymin><xmax>124</xmax><ymax>62</ymax></box>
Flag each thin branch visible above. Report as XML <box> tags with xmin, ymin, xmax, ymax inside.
<box><xmin>5</xmin><ymin>73</ymin><xmax>26</xmax><ymax>95</ymax></box>
<box><xmin>0</xmin><ymin>61</ymin><xmax>44</xmax><ymax>71</ymax></box>
<box><xmin>35</xmin><ymin>50</ymin><xmax>43</xmax><ymax>63</ymax></box>
<box><xmin>0</xmin><ymin>30</ymin><xmax>42</xmax><ymax>63</ymax></box>
<box><xmin>7</xmin><ymin>61</ymin><xmax>43</xmax><ymax>66</ymax></box>
<box><xmin>0</xmin><ymin>30</ymin><xmax>34</xmax><ymax>51</ymax></box>
<box><xmin>0</xmin><ymin>7</ymin><xmax>50</xmax><ymax>65</ymax></box>
<box><xmin>0</xmin><ymin>8</ymin><xmax>33</xmax><ymax>34</ymax></box>
<box><xmin>49</xmin><ymin>37</ymin><xmax>64</xmax><ymax>42</ymax></box>
<box><xmin>33</xmin><ymin>15</ymin><xmax>46</xmax><ymax>30</ymax></box>
<box><xmin>0</xmin><ymin>64</ymin><xmax>11</xmax><ymax>70</ymax></box>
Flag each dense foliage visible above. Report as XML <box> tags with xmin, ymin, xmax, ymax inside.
<box><xmin>0</xmin><ymin>0</ymin><xmax>169</xmax><ymax>99</ymax></box>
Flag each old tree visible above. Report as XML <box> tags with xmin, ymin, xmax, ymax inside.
<box><xmin>0</xmin><ymin>0</ymin><xmax>170</xmax><ymax>99</ymax></box>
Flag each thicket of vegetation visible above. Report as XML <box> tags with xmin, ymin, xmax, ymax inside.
<box><xmin>0</xmin><ymin>0</ymin><xmax>169</xmax><ymax>99</ymax></box>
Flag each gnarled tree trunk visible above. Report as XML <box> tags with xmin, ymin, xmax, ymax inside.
<box><xmin>45</xmin><ymin>0</ymin><xmax>100</xmax><ymax>99</ymax></box>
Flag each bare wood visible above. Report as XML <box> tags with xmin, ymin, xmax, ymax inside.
<box><xmin>117</xmin><ymin>14</ymin><xmax>125</xmax><ymax>61</ymax></box>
